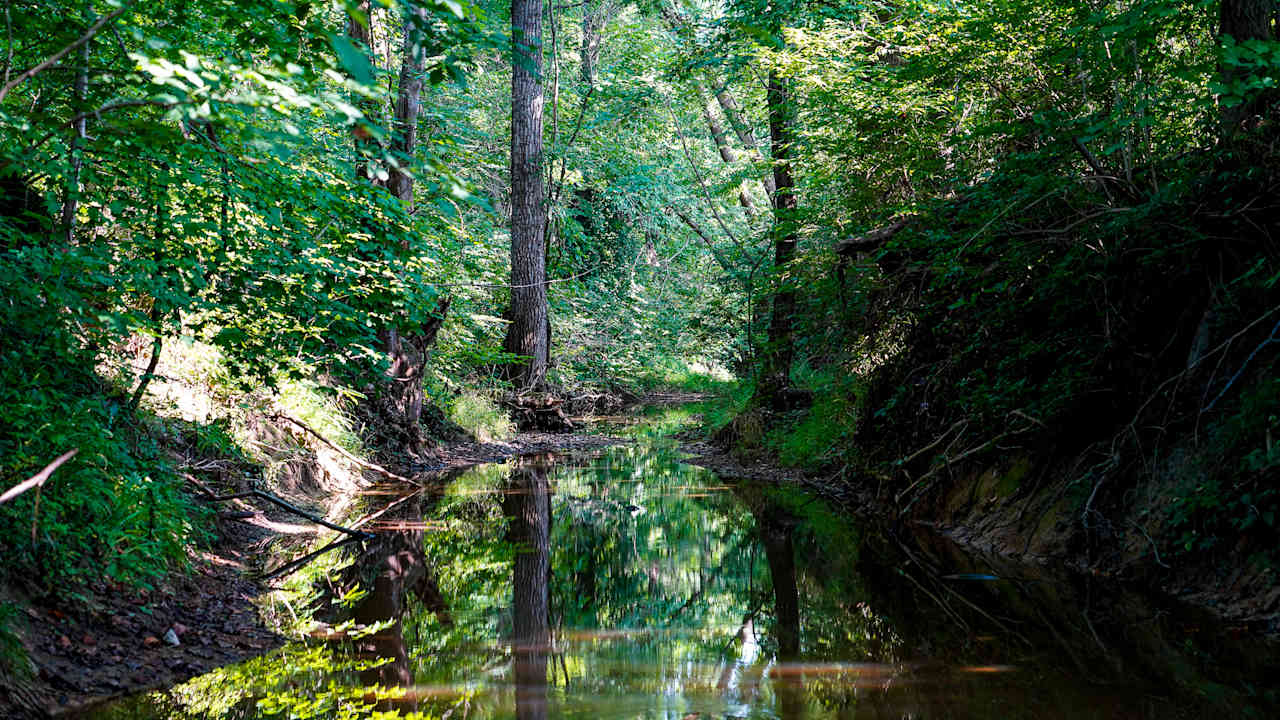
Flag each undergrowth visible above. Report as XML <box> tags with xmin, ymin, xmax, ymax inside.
<box><xmin>446</xmin><ymin>391</ymin><xmax>514</xmax><ymax>443</ymax></box>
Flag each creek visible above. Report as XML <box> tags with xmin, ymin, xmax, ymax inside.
<box><xmin>81</xmin><ymin>406</ymin><xmax>1278</xmax><ymax>719</ymax></box>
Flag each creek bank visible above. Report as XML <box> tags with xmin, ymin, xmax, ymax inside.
<box><xmin>2</xmin><ymin>509</ymin><xmax>285</xmax><ymax>719</ymax></box>
<box><xmin>679</xmin><ymin>432</ymin><xmax>1280</xmax><ymax>640</ymax></box>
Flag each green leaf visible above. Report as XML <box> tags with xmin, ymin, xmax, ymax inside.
<box><xmin>327</xmin><ymin>33</ymin><xmax>374</xmax><ymax>85</ymax></box>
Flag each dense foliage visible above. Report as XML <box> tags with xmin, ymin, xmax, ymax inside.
<box><xmin>2</xmin><ymin>0</ymin><xmax>1278</xmax><ymax>619</ymax></box>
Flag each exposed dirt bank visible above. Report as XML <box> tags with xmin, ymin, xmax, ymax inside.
<box><xmin>680</xmin><ymin>436</ymin><xmax>1280</xmax><ymax>640</ymax></box>
<box><xmin>2</xmin><ymin>514</ymin><xmax>285</xmax><ymax>719</ymax></box>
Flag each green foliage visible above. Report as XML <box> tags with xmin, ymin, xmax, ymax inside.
<box><xmin>0</xmin><ymin>307</ymin><xmax>207</xmax><ymax>587</ymax></box>
<box><xmin>446</xmin><ymin>390</ymin><xmax>514</xmax><ymax>442</ymax></box>
<box><xmin>767</xmin><ymin>363</ymin><xmax>862</xmax><ymax>468</ymax></box>
<box><xmin>0</xmin><ymin>602</ymin><xmax>31</xmax><ymax>683</ymax></box>
<box><xmin>1169</xmin><ymin>376</ymin><xmax>1280</xmax><ymax>557</ymax></box>
<box><xmin>1216</xmin><ymin>35</ymin><xmax>1280</xmax><ymax>109</ymax></box>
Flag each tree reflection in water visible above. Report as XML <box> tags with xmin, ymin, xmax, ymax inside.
<box><xmin>503</xmin><ymin>454</ymin><xmax>553</xmax><ymax>720</ymax></box>
<box><xmin>342</xmin><ymin>488</ymin><xmax>451</xmax><ymax>713</ymax></box>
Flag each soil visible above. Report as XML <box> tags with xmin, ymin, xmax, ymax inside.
<box><xmin>2</xmin><ymin>516</ymin><xmax>285</xmax><ymax>719</ymax></box>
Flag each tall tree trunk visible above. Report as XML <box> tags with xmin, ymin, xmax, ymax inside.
<box><xmin>710</xmin><ymin>79</ymin><xmax>777</xmax><ymax>199</ymax></box>
<box><xmin>379</xmin><ymin>5</ymin><xmax>434</xmax><ymax>457</ymax></box>
<box><xmin>349</xmin><ymin>3</ymin><xmax>451</xmax><ymax>458</ymax></box>
<box><xmin>348</xmin><ymin>3</ymin><xmax>378</xmax><ymax>183</ymax></box>
<box><xmin>386</xmin><ymin>5</ymin><xmax>427</xmax><ymax>207</ymax></box>
<box><xmin>696</xmin><ymin>83</ymin><xmax>756</xmax><ymax>216</ymax></box>
<box><xmin>504</xmin><ymin>457</ymin><xmax>552</xmax><ymax>720</ymax></box>
<box><xmin>1219</xmin><ymin>0</ymin><xmax>1277</xmax><ymax>132</ymax></box>
<box><xmin>756</xmin><ymin>70</ymin><xmax>798</xmax><ymax>411</ymax></box>
<box><xmin>505</xmin><ymin>0</ymin><xmax>550</xmax><ymax>389</ymax></box>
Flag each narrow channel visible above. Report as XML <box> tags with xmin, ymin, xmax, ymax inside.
<box><xmin>83</xmin><ymin>410</ymin><xmax>1279</xmax><ymax>719</ymax></box>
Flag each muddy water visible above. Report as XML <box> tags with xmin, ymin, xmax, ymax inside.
<box><xmin>85</xmin><ymin>420</ymin><xmax>1278</xmax><ymax>719</ymax></box>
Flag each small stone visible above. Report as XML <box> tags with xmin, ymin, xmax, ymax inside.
<box><xmin>163</xmin><ymin>628</ymin><xmax>181</xmax><ymax>646</ymax></box>
<box><xmin>143</xmin><ymin>635</ymin><xmax>161</xmax><ymax>648</ymax></box>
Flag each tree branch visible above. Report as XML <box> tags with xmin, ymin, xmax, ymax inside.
<box><xmin>0</xmin><ymin>4</ymin><xmax>132</xmax><ymax>103</ymax></box>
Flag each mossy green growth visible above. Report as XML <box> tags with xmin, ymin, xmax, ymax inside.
<box><xmin>998</xmin><ymin>458</ymin><xmax>1033</xmax><ymax>498</ymax></box>
<box><xmin>768</xmin><ymin>364</ymin><xmax>864</xmax><ymax>468</ymax></box>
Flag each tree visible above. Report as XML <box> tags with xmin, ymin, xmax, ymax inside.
<box><xmin>1219</xmin><ymin>0</ymin><xmax>1278</xmax><ymax>132</ymax></box>
<box><xmin>755</xmin><ymin>64</ymin><xmax>799</xmax><ymax>411</ymax></box>
<box><xmin>504</xmin><ymin>0</ymin><xmax>550</xmax><ymax>389</ymax></box>
<box><xmin>347</xmin><ymin>2</ymin><xmax>452</xmax><ymax>458</ymax></box>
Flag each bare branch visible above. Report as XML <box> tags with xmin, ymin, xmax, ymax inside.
<box><xmin>0</xmin><ymin>449</ymin><xmax>79</xmax><ymax>505</ymax></box>
<box><xmin>0</xmin><ymin>4</ymin><xmax>132</xmax><ymax>103</ymax></box>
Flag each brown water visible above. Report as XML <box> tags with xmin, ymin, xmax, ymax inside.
<box><xmin>84</xmin><ymin>409</ymin><xmax>1279</xmax><ymax>719</ymax></box>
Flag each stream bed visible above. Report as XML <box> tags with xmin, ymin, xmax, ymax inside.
<box><xmin>82</xmin><ymin>413</ymin><xmax>1279</xmax><ymax>719</ymax></box>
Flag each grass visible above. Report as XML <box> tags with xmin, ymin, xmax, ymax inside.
<box><xmin>447</xmin><ymin>391</ymin><xmax>514</xmax><ymax>443</ymax></box>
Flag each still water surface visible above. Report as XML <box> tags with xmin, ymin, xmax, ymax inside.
<box><xmin>87</xmin><ymin>412</ymin><xmax>1278</xmax><ymax>719</ymax></box>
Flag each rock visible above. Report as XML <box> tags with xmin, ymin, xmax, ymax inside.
<box><xmin>163</xmin><ymin>628</ymin><xmax>181</xmax><ymax>646</ymax></box>
<box><xmin>142</xmin><ymin>635</ymin><xmax>160</xmax><ymax>648</ymax></box>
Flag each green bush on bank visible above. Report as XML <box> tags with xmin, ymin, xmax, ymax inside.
<box><xmin>0</xmin><ymin>304</ymin><xmax>206</xmax><ymax>590</ymax></box>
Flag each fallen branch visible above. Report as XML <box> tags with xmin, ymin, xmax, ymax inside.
<box><xmin>183</xmin><ymin>473</ymin><xmax>372</xmax><ymax>541</ymax></box>
<box><xmin>1</xmin><ymin>449</ymin><xmax>78</xmax><ymax>544</ymax></box>
<box><xmin>349</xmin><ymin>487</ymin><xmax>425</xmax><ymax>531</ymax></box>
<box><xmin>262</xmin><ymin>535</ymin><xmax>364</xmax><ymax>582</ymax></box>
<box><xmin>270</xmin><ymin>412</ymin><xmax>420</xmax><ymax>486</ymax></box>
<box><xmin>835</xmin><ymin>216</ymin><xmax>915</xmax><ymax>257</ymax></box>
<box><xmin>0</xmin><ymin>449</ymin><xmax>78</xmax><ymax>505</ymax></box>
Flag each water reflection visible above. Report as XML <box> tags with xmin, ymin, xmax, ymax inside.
<box><xmin>80</xmin><ymin>425</ymin><xmax>1280</xmax><ymax>720</ymax></box>
<box><xmin>505</xmin><ymin>454</ymin><xmax>552</xmax><ymax>720</ymax></box>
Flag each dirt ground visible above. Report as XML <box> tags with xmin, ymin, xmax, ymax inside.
<box><xmin>3</xmin><ymin>517</ymin><xmax>285</xmax><ymax>718</ymax></box>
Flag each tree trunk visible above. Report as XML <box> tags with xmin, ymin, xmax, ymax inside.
<box><xmin>504</xmin><ymin>457</ymin><xmax>552</xmax><ymax>720</ymax></box>
<box><xmin>505</xmin><ymin>0</ymin><xmax>550</xmax><ymax>389</ymax></box>
<box><xmin>349</xmin><ymin>4</ymin><xmax>451</xmax><ymax>459</ymax></box>
<box><xmin>348</xmin><ymin>3</ymin><xmax>378</xmax><ymax>183</ymax></box>
<box><xmin>580</xmin><ymin>1</ymin><xmax>610</xmax><ymax>87</ymax></box>
<box><xmin>755</xmin><ymin>70</ymin><xmax>798</xmax><ymax>411</ymax></box>
<box><xmin>696</xmin><ymin>83</ymin><xmax>756</xmax><ymax>216</ymax></box>
<box><xmin>386</xmin><ymin>5</ymin><xmax>427</xmax><ymax>207</ymax></box>
<box><xmin>710</xmin><ymin>79</ymin><xmax>777</xmax><ymax>199</ymax></box>
<box><xmin>1219</xmin><ymin>0</ymin><xmax>1277</xmax><ymax>132</ymax></box>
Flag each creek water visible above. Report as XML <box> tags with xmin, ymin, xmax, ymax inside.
<box><xmin>85</xmin><ymin>407</ymin><xmax>1278</xmax><ymax>719</ymax></box>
